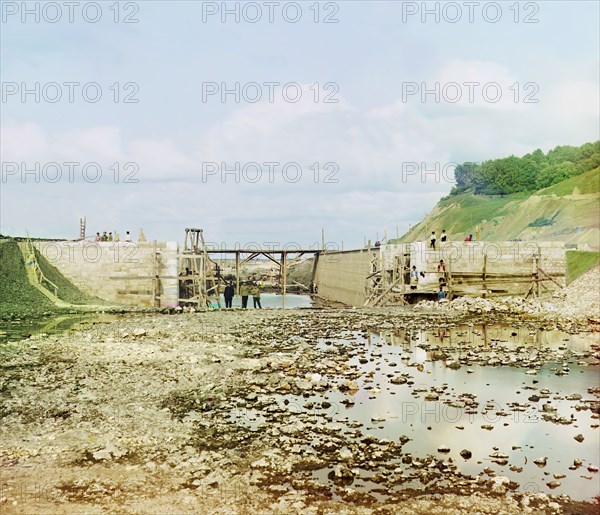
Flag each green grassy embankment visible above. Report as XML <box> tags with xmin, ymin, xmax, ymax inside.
<box><xmin>396</xmin><ymin>168</ymin><xmax>599</xmax><ymax>248</ymax></box>
<box><xmin>33</xmin><ymin>248</ymin><xmax>106</xmax><ymax>305</ymax></box>
<box><xmin>566</xmin><ymin>250</ymin><xmax>600</xmax><ymax>284</ymax></box>
<box><xmin>0</xmin><ymin>239</ymin><xmax>57</xmax><ymax>319</ymax></box>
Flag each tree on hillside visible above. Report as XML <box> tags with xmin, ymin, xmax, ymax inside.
<box><xmin>455</xmin><ymin>162</ymin><xmax>479</xmax><ymax>187</ymax></box>
<box><xmin>450</xmin><ymin>141</ymin><xmax>599</xmax><ymax>196</ymax></box>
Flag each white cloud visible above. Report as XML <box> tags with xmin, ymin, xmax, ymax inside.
<box><xmin>2</xmin><ymin>63</ymin><xmax>598</xmax><ymax>245</ymax></box>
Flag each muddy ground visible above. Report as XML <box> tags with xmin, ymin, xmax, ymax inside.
<box><xmin>1</xmin><ymin>307</ymin><xmax>599</xmax><ymax>514</ymax></box>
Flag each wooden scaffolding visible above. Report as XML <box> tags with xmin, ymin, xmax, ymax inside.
<box><xmin>177</xmin><ymin>229</ymin><xmax>321</xmax><ymax>309</ymax></box>
<box><xmin>364</xmin><ymin>245</ymin><xmax>563</xmax><ymax>307</ymax></box>
<box><xmin>179</xmin><ymin>228</ymin><xmax>223</xmax><ymax>308</ymax></box>
<box><xmin>364</xmin><ymin>251</ymin><xmax>453</xmax><ymax>307</ymax></box>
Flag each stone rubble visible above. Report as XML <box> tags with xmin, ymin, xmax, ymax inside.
<box><xmin>0</xmin><ymin>307</ymin><xmax>598</xmax><ymax>514</ymax></box>
<box><xmin>415</xmin><ymin>266</ymin><xmax>600</xmax><ymax>326</ymax></box>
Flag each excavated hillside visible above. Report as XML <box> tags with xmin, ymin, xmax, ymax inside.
<box><xmin>399</xmin><ymin>168</ymin><xmax>600</xmax><ymax>249</ymax></box>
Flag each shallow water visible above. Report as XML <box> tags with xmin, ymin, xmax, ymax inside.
<box><xmin>0</xmin><ymin>293</ymin><xmax>312</xmax><ymax>344</ymax></box>
<box><xmin>300</xmin><ymin>325</ymin><xmax>600</xmax><ymax>500</ymax></box>
<box><xmin>0</xmin><ymin>314</ymin><xmax>122</xmax><ymax>344</ymax></box>
<box><xmin>218</xmin><ymin>293</ymin><xmax>313</xmax><ymax>309</ymax></box>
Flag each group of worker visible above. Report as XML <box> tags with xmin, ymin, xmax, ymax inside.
<box><xmin>223</xmin><ymin>281</ymin><xmax>262</xmax><ymax>309</ymax></box>
<box><xmin>429</xmin><ymin>229</ymin><xmax>448</xmax><ymax>250</ymax></box>
<box><xmin>429</xmin><ymin>229</ymin><xmax>480</xmax><ymax>248</ymax></box>
<box><xmin>407</xmin><ymin>259</ymin><xmax>448</xmax><ymax>302</ymax></box>
<box><xmin>95</xmin><ymin>231</ymin><xmax>132</xmax><ymax>242</ymax></box>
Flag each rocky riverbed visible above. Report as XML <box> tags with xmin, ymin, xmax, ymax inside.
<box><xmin>1</xmin><ymin>307</ymin><xmax>599</xmax><ymax>514</ymax></box>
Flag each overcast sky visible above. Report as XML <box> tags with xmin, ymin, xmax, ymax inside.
<box><xmin>1</xmin><ymin>0</ymin><xmax>598</xmax><ymax>249</ymax></box>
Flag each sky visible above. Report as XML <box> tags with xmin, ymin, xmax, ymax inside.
<box><xmin>1</xmin><ymin>0</ymin><xmax>599</xmax><ymax>249</ymax></box>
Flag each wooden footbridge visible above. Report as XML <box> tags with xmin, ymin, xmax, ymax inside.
<box><xmin>178</xmin><ymin>228</ymin><xmax>321</xmax><ymax>308</ymax></box>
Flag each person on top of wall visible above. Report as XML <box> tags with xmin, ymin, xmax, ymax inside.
<box><xmin>95</xmin><ymin>232</ymin><xmax>101</xmax><ymax>242</ymax></box>
<box><xmin>465</xmin><ymin>234</ymin><xmax>473</xmax><ymax>241</ymax></box>
<box><xmin>430</xmin><ymin>231</ymin><xmax>437</xmax><ymax>250</ymax></box>
<box><xmin>441</xmin><ymin>230</ymin><xmax>447</xmax><ymax>243</ymax></box>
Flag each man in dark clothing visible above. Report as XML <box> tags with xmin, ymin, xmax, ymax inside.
<box><xmin>224</xmin><ymin>282</ymin><xmax>235</xmax><ymax>308</ymax></box>
<box><xmin>430</xmin><ymin>231</ymin><xmax>436</xmax><ymax>249</ymax></box>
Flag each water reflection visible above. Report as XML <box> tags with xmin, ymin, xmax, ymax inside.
<box><xmin>218</xmin><ymin>293</ymin><xmax>313</xmax><ymax>309</ymax></box>
<box><xmin>309</xmin><ymin>325</ymin><xmax>599</xmax><ymax>501</ymax></box>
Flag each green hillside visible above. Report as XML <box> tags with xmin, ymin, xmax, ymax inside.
<box><xmin>398</xmin><ymin>167</ymin><xmax>599</xmax><ymax>249</ymax></box>
<box><xmin>34</xmin><ymin>247</ymin><xmax>106</xmax><ymax>305</ymax></box>
<box><xmin>566</xmin><ymin>251</ymin><xmax>600</xmax><ymax>284</ymax></box>
<box><xmin>0</xmin><ymin>239</ymin><xmax>57</xmax><ymax>319</ymax></box>
<box><xmin>0</xmin><ymin>238</ymin><xmax>108</xmax><ymax>319</ymax></box>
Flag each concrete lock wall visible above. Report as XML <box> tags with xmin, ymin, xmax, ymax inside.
<box><xmin>382</xmin><ymin>241</ymin><xmax>566</xmax><ymax>295</ymax></box>
<box><xmin>314</xmin><ymin>249</ymin><xmax>374</xmax><ymax>306</ymax></box>
<box><xmin>33</xmin><ymin>240</ymin><xmax>179</xmax><ymax>307</ymax></box>
<box><xmin>317</xmin><ymin>241</ymin><xmax>566</xmax><ymax>305</ymax></box>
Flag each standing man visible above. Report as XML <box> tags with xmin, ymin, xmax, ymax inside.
<box><xmin>410</xmin><ymin>265</ymin><xmax>419</xmax><ymax>290</ymax></box>
<box><xmin>441</xmin><ymin>230</ymin><xmax>447</xmax><ymax>243</ymax></box>
<box><xmin>251</xmin><ymin>283</ymin><xmax>262</xmax><ymax>309</ymax></box>
<box><xmin>224</xmin><ymin>282</ymin><xmax>235</xmax><ymax>309</ymax></box>
<box><xmin>437</xmin><ymin>259</ymin><xmax>446</xmax><ymax>273</ymax></box>
<box><xmin>437</xmin><ymin>259</ymin><xmax>448</xmax><ymax>285</ymax></box>
<box><xmin>240</xmin><ymin>282</ymin><xmax>250</xmax><ymax>309</ymax></box>
<box><xmin>430</xmin><ymin>231</ymin><xmax>437</xmax><ymax>250</ymax></box>
<box><xmin>438</xmin><ymin>286</ymin><xmax>447</xmax><ymax>302</ymax></box>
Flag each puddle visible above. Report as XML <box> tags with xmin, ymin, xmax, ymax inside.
<box><xmin>0</xmin><ymin>314</ymin><xmax>126</xmax><ymax>344</ymax></box>
<box><xmin>286</xmin><ymin>324</ymin><xmax>600</xmax><ymax>500</ymax></box>
<box><xmin>217</xmin><ymin>293</ymin><xmax>313</xmax><ymax>309</ymax></box>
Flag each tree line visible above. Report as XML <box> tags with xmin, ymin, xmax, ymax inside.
<box><xmin>451</xmin><ymin>141</ymin><xmax>600</xmax><ymax>196</ymax></box>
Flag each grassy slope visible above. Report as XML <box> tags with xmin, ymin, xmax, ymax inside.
<box><xmin>34</xmin><ymin>248</ymin><xmax>106</xmax><ymax>305</ymax></box>
<box><xmin>538</xmin><ymin>167</ymin><xmax>600</xmax><ymax>196</ymax></box>
<box><xmin>566</xmin><ymin>251</ymin><xmax>600</xmax><ymax>284</ymax></box>
<box><xmin>397</xmin><ymin>168</ymin><xmax>599</xmax><ymax>248</ymax></box>
<box><xmin>0</xmin><ymin>240</ymin><xmax>57</xmax><ymax>319</ymax></box>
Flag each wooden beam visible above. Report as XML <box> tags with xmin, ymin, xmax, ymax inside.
<box><xmin>537</xmin><ymin>266</ymin><xmax>563</xmax><ymax>288</ymax></box>
<box><xmin>260</xmin><ymin>252</ymin><xmax>281</xmax><ymax>266</ymax></box>
<box><xmin>235</xmin><ymin>252</ymin><xmax>240</xmax><ymax>295</ymax></box>
<box><xmin>310</xmin><ymin>253</ymin><xmax>319</xmax><ymax>284</ymax></box>
<box><xmin>202</xmin><ymin>249</ymin><xmax>320</xmax><ymax>254</ymax></box>
<box><xmin>281</xmin><ymin>252</ymin><xmax>287</xmax><ymax>301</ymax></box>
<box><xmin>482</xmin><ymin>254</ymin><xmax>487</xmax><ymax>298</ymax></box>
<box><xmin>370</xmin><ymin>275</ymin><xmax>404</xmax><ymax>307</ymax></box>
<box><xmin>241</xmin><ymin>252</ymin><xmax>260</xmax><ymax>265</ymax></box>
